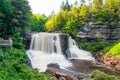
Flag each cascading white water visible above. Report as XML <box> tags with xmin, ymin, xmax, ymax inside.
<box><xmin>27</xmin><ymin>33</ymin><xmax>72</xmax><ymax>72</ymax></box>
<box><xmin>67</xmin><ymin>37</ymin><xmax>94</xmax><ymax>60</ymax></box>
<box><xmin>30</xmin><ymin>33</ymin><xmax>62</xmax><ymax>54</ymax></box>
<box><xmin>26</xmin><ymin>33</ymin><xmax>94</xmax><ymax>72</ymax></box>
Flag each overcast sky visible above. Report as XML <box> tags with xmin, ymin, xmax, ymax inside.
<box><xmin>28</xmin><ymin>0</ymin><xmax>87</xmax><ymax>16</ymax></box>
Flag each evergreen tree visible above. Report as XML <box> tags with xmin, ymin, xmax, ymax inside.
<box><xmin>60</xmin><ymin>0</ymin><xmax>71</xmax><ymax>11</ymax></box>
<box><xmin>104</xmin><ymin>0</ymin><xmax>120</xmax><ymax>27</ymax></box>
<box><xmin>0</xmin><ymin>0</ymin><xmax>31</xmax><ymax>37</ymax></box>
<box><xmin>29</xmin><ymin>14</ymin><xmax>47</xmax><ymax>32</ymax></box>
<box><xmin>45</xmin><ymin>0</ymin><xmax>120</xmax><ymax>37</ymax></box>
<box><xmin>0</xmin><ymin>0</ymin><xmax>13</xmax><ymax>36</ymax></box>
<box><xmin>92</xmin><ymin>0</ymin><xmax>103</xmax><ymax>11</ymax></box>
<box><xmin>11</xmin><ymin>0</ymin><xmax>31</xmax><ymax>36</ymax></box>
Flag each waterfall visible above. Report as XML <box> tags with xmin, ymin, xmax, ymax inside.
<box><xmin>30</xmin><ymin>33</ymin><xmax>62</xmax><ymax>54</ymax></box>
<box><xmin>26</xmin><ymin>33</ymin><xmax>94</xmax><ymax>72</ymax></box>
<box><xmin>30</xmin><ymin>33</ymin><xmax>55</xmax><ymax>53</ymax></box>
<box><xmin>67</xmin><ymin>37</ymin><xmax>94</xmax><ymax>60</ymax></box>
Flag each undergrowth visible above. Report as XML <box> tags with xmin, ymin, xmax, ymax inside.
<box><xmin>104</xmin><ymin>42</ymin><xmax>120</xmax><ymax>58</ymax></box>
<box><xmin>85</xmin><ymin>70</ymin><xmax>120</xmax><ymax>80</ymax></box>
<box><xmin>0</xmin><ymin>47</ymin><xmax>50</xmax><ymax>80</ymax></box>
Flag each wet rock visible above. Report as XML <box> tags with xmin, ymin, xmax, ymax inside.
<box><xmin>59</xmin><ymin>34</ymin><xmax>69</xmax><ymax>54</ymax></box>
<box><xmin>70</xmin><ymin>59</ymin><xmax>120</xmax><ymax>78</ymax></box>
<box><xmin>55</xmin><ymin>72</ymin><xmax>78</xmax><ymax>80</ymax></box>
<box><xmin>47</xmin><ymin>63</ymin><xmax>60</xmax><ymax>69</ymax></box>
<box><xmin>25</xmin><ymin>59</ymin><xmax>32</xmax><ymax>68</ymax></box>
<box><xmin>55</xmin><ymin>72</ymin><xmax>66</xmax><ymax>78</ymax></box>
<box><xmin>46</xmin><ymin>68</ymin><xmax>80</xmax><ymax>80</ymax></box>
<box><xmin>46</xmin><ymin>68</ymin><xmax>57</xmax><ymax>75</ymax></box>
<box><xmin>58</xmin><ymin>77</ymin><xmax>66</xmax><ymax>80</ymax></box>
<box><xmin>50</xmin><ymin>76</ymin><xmax>58</xmax><ymax>80</ymax></box>
<box><xmin>23</xmin><ymin>32</ymin><xmax>34</xmax><ymax>50</ymax></box>
<box><xmin>57</xmin><ymin>68</ymin><xmax>87</xmax><ymax>79</ymax></box>
<box><xmin>46</xmin><ymin>58</ymin><xmax>120</xmax><ymax>79</ymax></box>
<box><xmin>66</xmin><ymin>75</ymin><xmax>78</xmax><ymax>80</ymax></box>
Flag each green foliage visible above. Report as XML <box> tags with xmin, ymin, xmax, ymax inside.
<box><xmin>29</xmin><ymin>14</ymin><xmax>47</xmax><ymax>32</ymax></box>
<box><xmin>85</xmin><ymin>70</ymin><xmax>119</xmax><ymax>80</ymax></box>
<box><xmin>78</xmin><ymin>40</ymin><xmax>109</xmax><ymax>52</ymax></box>
<box><xmin>0</xmin><ymin>0</ymin><xmax>31</xmax><ymax>36</ymax></box>
<box><xmin>45</xmin><ymin>10</ymin><xmax>68</xmax><ymax>32</ymax></box>
<box><xmin>0</xmin><ymin>47</ymin><xmax>50</xmax><ymax>80</ymax></box>
<box><xmin>10</xmin><ymin>27</ymin><xmax>25</xmax><ymax>50</ymax></box>
<box><xmin>106</xmin><ymin>42</ymin><xmax>120</xmax><ymax>57</ymax></box>
<box><xmin>0</xmin><ymin>0</ymin><xmax>13</xmax><ymax>35</ymax></box>
<box><xmin>45</xmin><ymin>6</ymin><xmax>84</xmax><ymax>37</ymax></box>
<box><xmin>45</xmin><ymin>0</ymin><xmax>120</xmax><ymax>38</ymax></box>
<box><xmin>60</xmin><ymin>0</ymin><xmax>71</xmax><ymax>11</ymax></box>
<box><xmin>79</xmin><ymin>4</ymin><xmax>90</xmax><ymax>23</ymax></box>
<box><xmin>103</xmin><ymin>42</ymin><xmax>118</xmax><ymax>53</ymax></box>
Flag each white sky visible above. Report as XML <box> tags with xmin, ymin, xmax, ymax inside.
<box><xmin>28</xmin><ymin>0</ymin><xmax>81</xmax><ymax>16</ymax></box>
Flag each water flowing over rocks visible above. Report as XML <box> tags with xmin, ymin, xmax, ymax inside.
<box><xmin>26</xmin><ymin>32</ymin><xmax>94</xmax><ymax>71</ymax></box>
<box><xmin>23</xmin><ymin>32</ymin><xmax>37</xmax><ymax>50</ymax></box>
<box><xmin>25</xmin><ymin>32</ymin><xmax>120</xmax><ymax>79</ymax></box>
<box><xmin>46</xmin><ymin>59</ymin><xmax>120</xmax><ymax>79</ymax></box>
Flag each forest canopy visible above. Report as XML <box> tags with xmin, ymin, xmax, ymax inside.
<box><xmin>0</xmin><ymin>0</ymin><xmax>120</xmax><ymax>38</ymax></box>
<box><xmin>45</xmin><ymin>0</ymin><xmax>120</xmax><ymax>37</ymax></box>
<box><xmin>0</xmin><ymin>0</ymin><xmax>31</xmax><ymax>37</ymax></box>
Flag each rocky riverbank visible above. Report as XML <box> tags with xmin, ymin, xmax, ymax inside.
<box><xmin>45</xmin><ymin>59</ymin><xmax>120</xmax><ymax>80</ymax></box>
<box><xmin>97</xmin><ymin>54</ymin><xmax>120</xmax><ymax>71</ymax></box>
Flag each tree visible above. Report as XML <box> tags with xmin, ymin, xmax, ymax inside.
<box><xmin>45</xmin><ymin>6</ymin><xmax>80</xmax><ymax>37</ymax></box>
<box><xmin>29</xmin><ymin>14</ymin><xmax>47</xmax><ymax>32</ymax></box>
<box><xmin>92</xmin><ymin>0</ymin><xmax>103</xmax><ymax>11</ymax></box>
<box><xmin>104</xmin><ymin>0</ymin><xmax>120</xmax><ymax>27</ymax></box>
<box><xmin>11</xmin><ymin>0</ymin><xmax>31</xmax><ymax>36</ymax></box>
<box><xmin>79</xmin><ymin>4</ymin><xmax>90</xmax><ymax>23</ymax></box>
<box><xmin>0</xmin><ymin>0</ymin><xmax>31</xmax><ymax>37</ymax></box>
<box><xmin>74</xmin><ymin>1</ymin><xmax>78</xmax><ymax>7</ymax></box>
<box><xmin>0</xmin><ymin>0</ymin><xmax>13</xmax><ymax>36</ymax></box>
<box><xmin>45</xmin><ymin>10</ymin><xmax>67</xmax><ymax>32</ymax></box>
<box><xmin>60</xmin><ymin>0</ymin><xmax>71</xmax><ymax>11</ymax></box>
<box><xmin>92</xmin><ymin>0</ymin><xmax>105</xmax><ymax>24</ymax></box>
<box><xmin>45</xmin><ymin>0</ymin><xmax>120</xmax><ymax>37</ymax></box>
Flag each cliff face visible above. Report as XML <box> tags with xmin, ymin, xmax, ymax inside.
<box><xmin>77</xmin><ymin>22</ymin><xmax>120</xmax><ymax>41</ymax></box>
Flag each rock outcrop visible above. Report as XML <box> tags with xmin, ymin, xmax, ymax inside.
<box><xmin>77</xmin><ymin>22</ymin><xmax>120</xmax><ymax>41</ymax></box>
<box><xmin>98</xmin><ymin>55</ymin><xmax>120</xmax><ymax>71</ymax></box>
<box><xmin>46</xmin><ymin>68</ymin><xmax>79</xmax><ymax>80</ymax></box>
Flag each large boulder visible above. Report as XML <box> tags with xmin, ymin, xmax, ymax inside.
<box><xmin>46</xmin><ymin>67</ymin><xmax>87</xmax><ymax>80</ymax></box>
<box><xmin>47</xmin><ymin>63</ymin><xmax>60</xmax><ymax>69</ymax></box>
